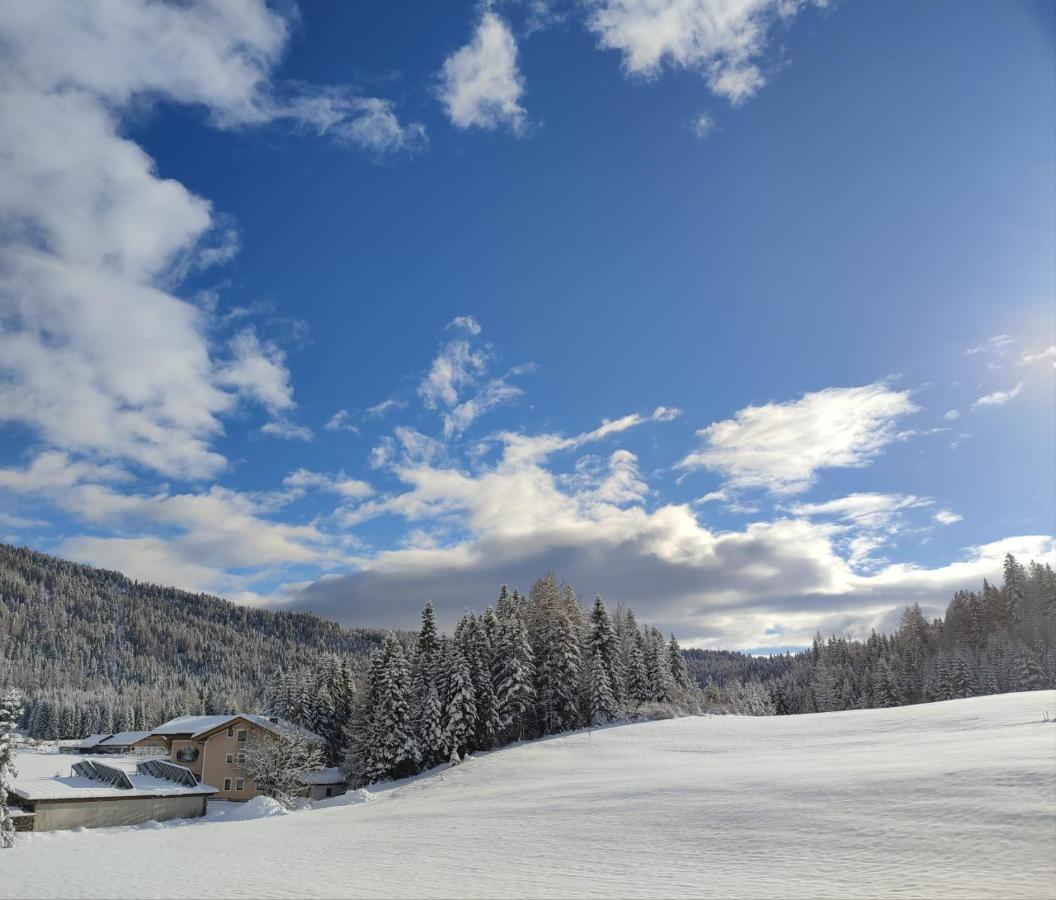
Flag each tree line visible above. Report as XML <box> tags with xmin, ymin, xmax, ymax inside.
<box><xmin>757</xmin><ymin>554</ymin><xmax>1055</xmax><ymax>715</ymax></box>
<box><xmin>268</xmin><ymin>575</ymin><xmax>694</xmax><ymax>784</ymax></box>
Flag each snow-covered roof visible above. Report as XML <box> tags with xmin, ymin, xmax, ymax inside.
<box><xmin>300</xmin><ymin>767</ymin><xmax>346</xmax><ymax>785</ymax></box>
<box><xmin>9</xmin><ymin>759</ymin><xmax>217</xmax><ymax>801</ymax></box>
<box><xmin>100</xmin><ymin>731</ymin><xmax>151</xmax><ymax>747</ymax></box>
<box><xmin>148</xmin><ymin>714</ymin><xmax>325</xmax><ymax>744</ymax></box>
<box><xmin>76</xmin><ymin>733</ymin><xmax>112</xmax><ymax>748</ymax></box>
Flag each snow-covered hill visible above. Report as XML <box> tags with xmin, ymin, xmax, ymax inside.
<box><xmin>5</xmin><ymin>692</ymin><xmax>1055</xmax><ymax>899</ymax></box>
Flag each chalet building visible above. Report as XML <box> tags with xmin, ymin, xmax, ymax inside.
<box><xmin>7</xmin><ymin>758</ymin><xmax>215</xmax><ymax>832</ymax></box>
<box><xmin>131</xmin><ymin>714</ymin><xmax>335</xmax><ymax>802</ymax></box>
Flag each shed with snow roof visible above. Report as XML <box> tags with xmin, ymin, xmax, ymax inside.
<box><xmin>7</xmin><ymin>758</ymin><xmax>216</xmax><ymax>832</ymax></box>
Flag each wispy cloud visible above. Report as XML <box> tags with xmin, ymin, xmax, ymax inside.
<box><xmin>972</xmin><ymin>381</ymin><xmax>1024</xmax><ymax>410</ymax></box>
<box><xmin>324</xmin><ymin>409</ymin><xmax>359</xmax><ymax>433</ymax></box>
<box><xmin>418</xmin><ymin>316</ymin><xmax>531</xmax><ymax>438</ymax></box>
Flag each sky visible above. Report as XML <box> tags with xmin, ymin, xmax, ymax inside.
<box><xmin>0</xmin><ymin>0</ymin><xmax>1053</xmax><ymax>651</ymax></box>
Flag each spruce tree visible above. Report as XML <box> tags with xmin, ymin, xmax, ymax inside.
<box><xmin>444</xmin><ymin>645</ymin><xmax>477</xmax><ymax>759</ymax></box>
<box><xmin>0</xmin><ymin>690</ymin><xmax>21</xmax><ymax>849</ymax></box>
<box><xmin>588</xmin><ymin>650</ymin><xmax>617</xmax><ymax>725</ymax></box>
<box><xmin>493</xmin><ymin>613</ymin><xmax>535</xmax><ymax>739</ymax></box>
<box><xmin>375</xmin><ymin>634</ymin><xmax>420</xmax><ymax>781</ymax></box>
<box><xmin>667</xmin><ymin>634</ymin><xmax>690</xmax><ymax>694</ymax></box>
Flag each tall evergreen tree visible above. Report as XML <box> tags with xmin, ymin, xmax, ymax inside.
<box><xmin>0</xmin><ymin>690</ymin><xmax>22</xmax><ymax>849</ymax></box>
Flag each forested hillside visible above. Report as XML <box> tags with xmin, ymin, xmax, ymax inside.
<box><xmin>703</xmin><ymin>554</ymin><xmax>1055</xmax><ymax>716</ymax></box>
<box><xmin>0</xmin><ymin>544</ymin><xmax>389</xmax><ymax>738</ymax></box>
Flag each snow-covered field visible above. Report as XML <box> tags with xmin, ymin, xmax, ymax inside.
<box><xmin>4</xmin><ymin>691</ymin><xmax>1055</xmax><ymax>899</ymax></box>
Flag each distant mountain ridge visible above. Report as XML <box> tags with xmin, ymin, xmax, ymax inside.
<box><xmin>0</xmin><ymin>542</ymin><xmax>389</xmax><ymax>737</ymax></box>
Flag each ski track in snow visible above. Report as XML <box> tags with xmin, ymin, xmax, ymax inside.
<box><xmin>3</xmin><ymin>692</ymin><xmax>1055</xmax><ymax>899</ymax></box>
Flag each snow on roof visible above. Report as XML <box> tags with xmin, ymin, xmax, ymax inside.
<box><xmin>299</xmin><ymin>767</ymin><xmax>346</xmax><ymax>785</ymax></box>
<box><xmin>148</xmin><ymin>714</ymin><xmax>325</xmax><ymax>744</ymax></box>
<box><xmin>100</xmin><ymin>731</ymin><xmax>151</xmax><ymax>746</ymax></box>
<box><xmin>76</xmin><ymin>734</ymin><xmax>112</xmax><ymax>748</ymax></box>
<box><xmin>9</xmin><ymin>759</ymin><xmax>217</xmax><ymax>801</ymax></box>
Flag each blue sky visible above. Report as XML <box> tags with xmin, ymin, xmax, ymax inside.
<box><xmin>0</xmin><ymin>0</ymin><xmax>1053</xmax><ymax>650</ymax></box>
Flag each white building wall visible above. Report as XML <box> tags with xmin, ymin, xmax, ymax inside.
<box><xmin>32</xmin><ymin>795</ymin><xmax>207</xmax><ymax>831</ymax></box>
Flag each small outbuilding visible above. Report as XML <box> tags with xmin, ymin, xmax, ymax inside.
<box><xmin>300</xmin><ymin>767</ymin><xmax>349</xmax><ymax>800</ymax></box>
<box><xmin>7</xmin><ymin>758</ymin><xmax>216</xmax><ymax>832</ymax></box>
<box><xmin>71</xmin><ymin>733</ymin><xmax>112</xmax><ymax>754</ymax></box>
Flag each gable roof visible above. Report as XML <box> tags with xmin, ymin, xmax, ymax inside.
<box><xmin>76</xmin><ymin>733</ymin><xmax>112</xmax><ymax>748</ymax></box>
<box><xmin>99</xmin><ymin>731</ymin><xmax>151</xmax><ymax>746</ymax></box>
<box><xmin>146</xmin><ymin>714</ymin><xmax>325</xmax><ymax>744</ymax></box>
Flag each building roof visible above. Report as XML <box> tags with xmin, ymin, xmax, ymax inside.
<box><xmin>9</xmin><ymin>759</ymin><xmax>217</xmax><ymax>802</ymax></box>
<box><xmin>76</xmin><ymin>733</ymin><xmax>112</xmax><ymax>748</ymax></box>
<box><xmin>99</xmin><ymin>731</ymin><xmax>152</xmax><ymax>747</ymax></box>
<box><xmin>145</xmin><ymin>713</ymin><xmax>325</xmax><ymax>744</ymax></box>
<box><xmin>300</xmin><ymin>767</ymin><xmax>347</xmax><ymax>786</ymax></box>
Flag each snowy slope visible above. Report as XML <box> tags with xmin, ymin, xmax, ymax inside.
<box><xmin>4</xmin><ymin>692</ymin><xmax>1055</xmax><ymax>900</ymax></box>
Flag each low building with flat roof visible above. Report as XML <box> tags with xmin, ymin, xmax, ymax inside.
<box><xmin>7</xmin><ymin>758</ymin><xmax>216</xmax><ymax>832</ymax></box>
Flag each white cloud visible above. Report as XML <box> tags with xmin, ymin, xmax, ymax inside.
<box><xmin>324</xmin><ymin>409</ymin><xmax>359</xmax><ymax>433</ymax></box>
<box><xmin>679</xmin><ymin>383</ymin><xmax>919</xmax><ymax>494</ymax></box>
<box><xmin>215</xmin><ymin>329</ymin><xmax>294</xmax><ymax>415</ymax></box>
<box><xmin>0</xmin><ymin>451</ymin><xmax>128</xmax><ymax>492</ymax></box>
<box><xmin>0</xmin><ymin>0</ymin><xmax>418</xmax><ymax>480</ymax></box>
<box><xmin>941</xmin><ymin>409</ymin><xmax>960</xmax><ymax>421</ymax></box>
<box><xmin>56</xmin><ymin>480</ymin><xmax>343</xmax><ymax>596</ymax></box>
<box><xmin>284</xmin><ymin>408</ymin><xmax>1055</xmax><ymax>649</ymax></box>
<box><xmin>439</xmin><ymin>12</ymin><xmax>528</xmax><ymax>133</ymax></box>
<box><xmin>447</xmin><ymin>315</ymin><xmax>483</xmax><ymax>335</ymax></box>
<box><xmin>283</xmin><ymin>468</ymin><xmax>373</xmax><ymax>500</ymax></box>
<box><xmin>789</xmin><ymin>492</ymin><xmax>930</xmax><ymax>529</ymax></box>
<box><xmin>418</xmin><ymin>317</ymin><xmax>530</xmax><ymax>437</ymax></box>
<box><xmin>260</xmin><ymin>419</ymin><xmax>314</xmax><ymax>442</ymax></box>
<box><xmin>1020</xmin><ymin>345</ymin><xmax>1055</xmax><ymax>366</ymax></box>
<box><xmin>366</xmin><ymin>399</ymin><xmax>406</xmax><ymax>419</ymax></box>
<box><xmin>584</xmin><ymin>0</ymin><xmax>818</xmax><ymax>105</ymax></box>
<box><xmin>972</xmin><ymin>382</ymin><xmax>1024</xmax><ymax>410</ymax></box>
<box><xmin>934</xmin><ymin>510</ymin><xmax>962</xmax><ymax>525</ymax></box>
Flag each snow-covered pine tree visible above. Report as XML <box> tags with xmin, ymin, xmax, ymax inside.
<box><xmin>371</xmin><ymin>634</ymin><xmax>420</xmax><ymax>781</ymax></box>
<box><xmin>493</xmin><ymin>611</ymin><xmax>535</xmax><ymax>739</ymax></box>
<box><xmin>467</xmin><ymin>615</ymin><xmax>501</xmax><ymax>749</ymax></box>
<box><xmin>418</xmin><ymin>680</ymin><xmax>446</xmax><ymax>768</ymax></box>
<box><xmin>538</xmin><ymin>611</ymin><xmax>582</xmax><ymax>733</ymax></box>
<box><xmin>0</xmin><ymin>690</ymin><xmax>21</xmax><ymax>849</ymax></box>
<box><xmin>344</xmin><ymin>646</ymin><xmax>384</xmax><ymax>785</ymax></box>
<box><xmin>588</xmin><ymin>650</ymin><xmax>617</xmax><ymax>725</ymax></box>
<box><xmin>444</xmin><ymin>644</ymin><xmax>477</xmax><ymax>759</ymax></box>
<box><xmin>622</xmin><ymin>632</ymin><xmax>648</xmax><ymax>705</ymax></box>
<box><xmin>1003</xmin><ymin>553</ymin><xmax>1027</xmax><ymax>626</ymax></box>
<box><xmin>586</xmin><ymin>595</ymin><xmax>624</xmax><ymax>708</ymax></box>
<box><xmin>667</xmin><ymin>634</ymin><xmax>690</xmax><ymax>694</ymax></box>
<box><xmin>644</xmin><ymin>627</ymin><xmax>675</xmax><ymax>704</ymax></box>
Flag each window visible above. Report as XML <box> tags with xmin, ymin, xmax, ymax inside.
<box><xmin>325</xmin><ymin>787</ymin><xmax>333</xmax><ymax>797</ymax></box>
<box><xmin>237</xmin><ymin>753</ymin><xmax>246</xmax><ymax>764</ymax></box>
<box><xmin>225</xmin><ymin>753</ymin><xmax>233</xmax><ymax>764</ymax></box>
<box><xmin>227</xmin><ymin>727</ymin><xmax>233</xmax><ymax>737</ymax></box>
<box><xmin>176</xmin><ymin>746</ymin><xmax>199</xmax><ymax>763</ymax></box>
<box><xmin>223</xmin><ymin>778</ymin><xmax>232</xmax><ymax>791</ymax></box>
<box><xmin>237</xmin><ymin>729</ymin><xmax>248</xmax><ymax>742</ymax></box>
<box><xmin>235</xmin><ymin>778</ymin><xmax>244</xmax><ymax>791</ymax></box>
